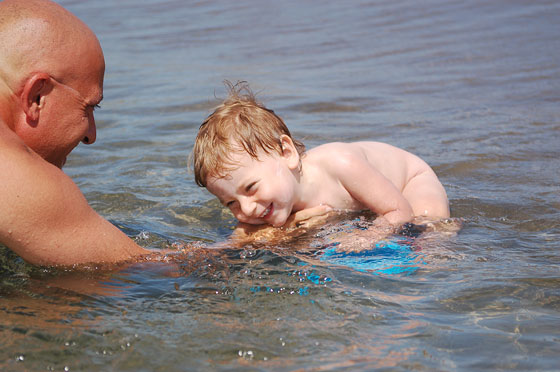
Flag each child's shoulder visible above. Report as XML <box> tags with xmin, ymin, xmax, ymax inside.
<box><xmin>305</xmin><ymin>141</ymin><xmax>409</xmax><ymax>170</ymax></box>
<box><xmin>305</xmin><ymin>141</ymin><xmax>378</xmax><ymax>167</ymax></box>
<box><xmin>307</xmin><ymin>141</ymin><xmax>388</xmax><ymax>157</ymax></box>
<box><xmin>306</xmin><ymin>142</ymin><xmax>355</xmax><ymax>159</ymax></box>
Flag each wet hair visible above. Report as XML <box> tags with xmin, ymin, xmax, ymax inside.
<box><xmin>192</xmin><ymin>81</ymin><xmax>305</xmax><ymax>187</ymax></box>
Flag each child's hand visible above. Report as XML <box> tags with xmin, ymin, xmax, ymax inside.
<box><xmin>283</xmin><ymin>204</ymin><xmax>333</xmax><ymax>228</ymax></box>
<box><xmin>229</xmin><ymin>205</ymin><xmax>333</xmax><ymax>244</ymax></box>
<box><xmin>230</xmin><ymin>222</ymin><xmax>268</xmax><ymax>240</ymax></box>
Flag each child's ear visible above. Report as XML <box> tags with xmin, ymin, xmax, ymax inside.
<box><xmin>280</xmin><ymin>135</ymin><xmax>300</xmax><ymax>170</ymax></box>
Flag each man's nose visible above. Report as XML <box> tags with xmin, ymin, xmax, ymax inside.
<box><xmin>82</xmin><ymin>115</ymin><xmax>97</xmax><ymax>145</ymax></box>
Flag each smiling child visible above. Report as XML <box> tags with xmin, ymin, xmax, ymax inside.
<box><xmin>192</xmin><ymin>81</ymin><xmax>449</xmax><ymax>231</ymax></box>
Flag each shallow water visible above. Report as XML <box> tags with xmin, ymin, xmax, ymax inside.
<box><xmin>1</xmin><ymin>0</ymin><xmax>559</xmax><ymax>370</ymax></box>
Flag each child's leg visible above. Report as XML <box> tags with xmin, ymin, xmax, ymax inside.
<box><xmin>402</xmin><ymin>169</ymin><xmax>450</xmax><ymax>219</ymax></box>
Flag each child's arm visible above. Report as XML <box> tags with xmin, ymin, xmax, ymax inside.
<box><xmin>230</xmin><ymin>205</ymin><xmax>333</xmax><ymax>243</ymax></box>
<box><xmin>333</xmin><ymin>153</ymin><xmax>414</xmax><ymax>226</ymax></box>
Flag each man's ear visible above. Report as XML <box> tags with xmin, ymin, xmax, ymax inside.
<box><xmin>280</xmin><ymin>134</ymin><xmax>300</xmax><ymax>170</ymax></box>
<box><xmin>20</xmin><ymin>72</ymin><xmax>51</xmax><ymax>122</ymax></box>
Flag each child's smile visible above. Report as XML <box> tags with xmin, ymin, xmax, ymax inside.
<box><xmin>259</xmin><ymin>204</ymin><xmax>273</xmax><ymax>219</ymax></box>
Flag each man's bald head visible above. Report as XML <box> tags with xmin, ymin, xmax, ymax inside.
<box><xmin>0</xmin><ymin>0</ymin><xmax>104</xmax><ymax>93</ymax></box>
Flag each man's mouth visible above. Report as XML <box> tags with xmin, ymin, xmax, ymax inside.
<box><xmin>260</xmin><ymin>204</ymin><xmax>273</xmax><ymax>219</ymax></box>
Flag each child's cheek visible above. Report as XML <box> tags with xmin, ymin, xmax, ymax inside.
<box><xmin>274</xmin><ymin>160</ymin><xmax>284</xmax><ymax>177</ymax></box>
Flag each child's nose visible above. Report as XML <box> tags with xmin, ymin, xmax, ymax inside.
<box><xmin>239</xmin><ymin>197</ymin><xmax>256</xmax><ymax>217</ymax></box>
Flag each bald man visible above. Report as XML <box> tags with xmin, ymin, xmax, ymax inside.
<box><xmin>0</xmin><ymin>0</ymin><xmax>149</xmax><ymax>265</ymax></box>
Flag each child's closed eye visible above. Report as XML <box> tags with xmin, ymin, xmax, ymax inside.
<box><xmin>245</xmin><ymin>181</ymin><xmax>258</xmax><ymax>193</ymax></box>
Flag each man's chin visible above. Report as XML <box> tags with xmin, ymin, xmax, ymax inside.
<box><xmin>56</xmin><ymin>157</ymin><xmax>67</xmax><ymax>168</ymax></box>
<box><xmin>50</xmin><ymin>156</ymin><xmax>66</xmax><ymax>169</ymax></box>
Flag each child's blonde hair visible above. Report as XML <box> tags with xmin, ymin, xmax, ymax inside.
<box><xmin>192</xmin><ymin>81</ymin><xmax>305</xmax><ymax>187</ymax></box>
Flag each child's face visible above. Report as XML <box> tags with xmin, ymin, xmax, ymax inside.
<box><xmin>206</xmin><ymin>147</ymin><xmax>300</xmax><ymax>227</ymax></box>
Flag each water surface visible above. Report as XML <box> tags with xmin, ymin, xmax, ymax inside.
<box><xmin>1</xmin><ymin>0</ymin><xmax>559</xmax><ymax>370</ymax></box>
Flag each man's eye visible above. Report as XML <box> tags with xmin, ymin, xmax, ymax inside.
<box><xmin>85</xmin><ymin>104</ymin><xmax>100</xmax><ymax>114</ymax></box>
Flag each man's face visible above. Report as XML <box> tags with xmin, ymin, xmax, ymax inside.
<box><xmin>42</xmin><ymin>72</ymin><xmax>103</xmax><ymax>168</ymax></box>
<box><xmin>24</xmin><ymin>46</ymin><xmax>105</xmax><ymax>168</ymax></box>
<box><xmin>206</xmin><ymin>149</ymin><xmax>299</xmax><ymax>227</ymax></box>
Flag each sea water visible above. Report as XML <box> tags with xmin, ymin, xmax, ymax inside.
<box><xmin>1</xmin><ymin>0</ymin><xmax>559</xmax><ymax>370</ymax></box>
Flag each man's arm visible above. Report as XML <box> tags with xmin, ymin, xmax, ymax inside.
<box><xmin>0</xmin><ymin>143</ymin><xmax>149</xmax><ymax>266</ymax></box>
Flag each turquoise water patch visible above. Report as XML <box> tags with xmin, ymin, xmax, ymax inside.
<box><xmin>248</xmin><ymin>267</ymin><xmax>333</xmax><ymax>296</ymax></box>
<box><xmin>319</xmin><ymin>238</ymin><xmax>422</xmax><ymax>275</ymax></box>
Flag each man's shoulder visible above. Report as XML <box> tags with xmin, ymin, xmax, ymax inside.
<box><xmin>0</xmin><ymin>121</ymin><xmax>28</xmax><ymax>151</ymax></box>
<box><xmin>0</xmin><ymin>124</ymin><xmax>37</xmax><ymax>175</ymax></box>
<box><xmin>0</xmin><ymin>123</ymin><xmax>63</xmax><ymax>213</ymax></box>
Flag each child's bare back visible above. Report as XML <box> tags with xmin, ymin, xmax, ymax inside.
<box><xmin>299</xmin><ymin>141</ymin><xmax>449</xmax><ymax>224</ymax></box>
